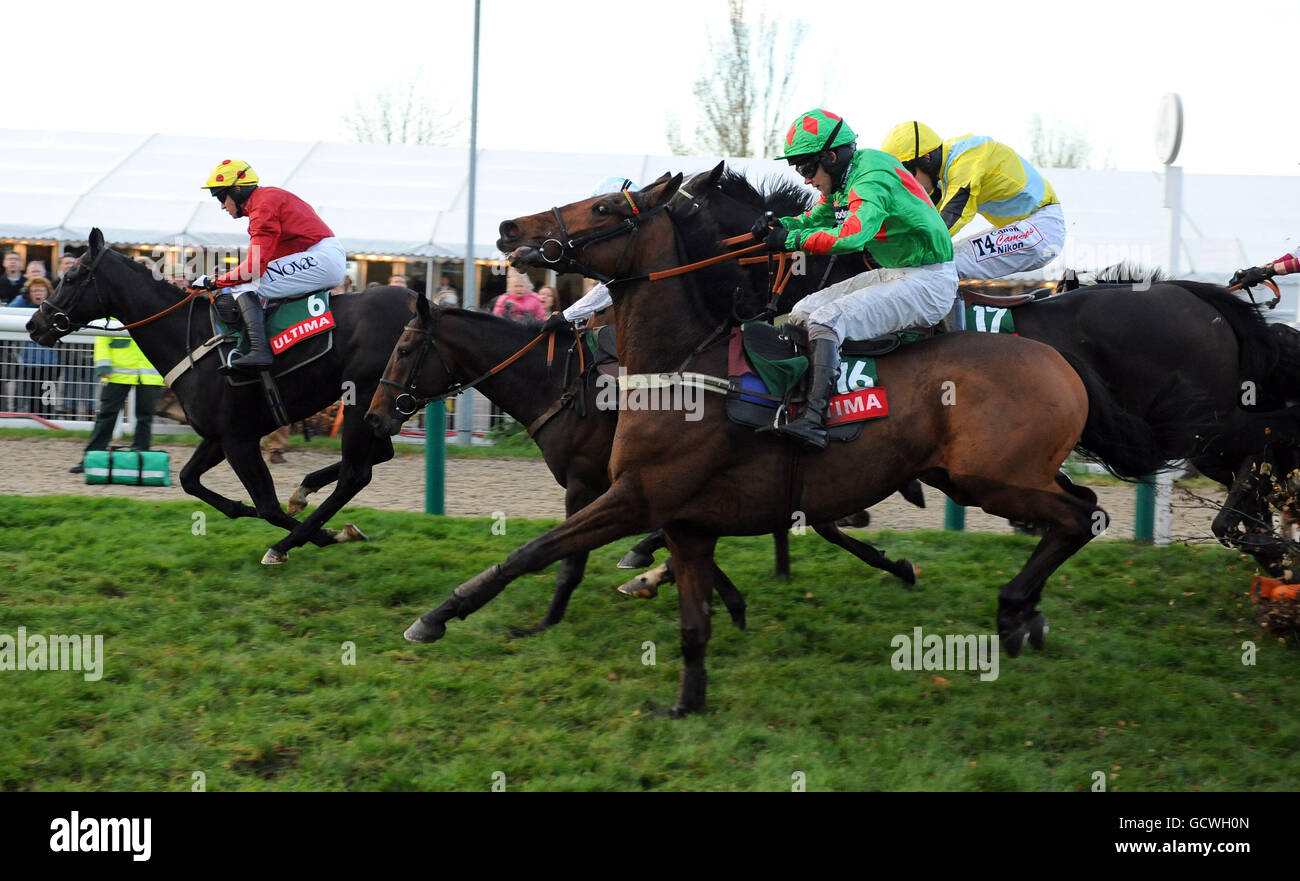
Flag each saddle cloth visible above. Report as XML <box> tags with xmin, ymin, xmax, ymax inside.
<box><xmin>212</xmin><ymin>289</ymin><xmax>336</xmax><ymax>387</ymax></box>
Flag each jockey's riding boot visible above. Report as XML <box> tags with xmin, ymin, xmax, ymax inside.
<box><xmin>777</xmin><ymin>337</ymin><xmax>839</xmax><ymax>450</ymax></box>
<box><xmin>230</xmin><ymin>295</ymin><xmax>273</xmax><ymax>372</ymax></box>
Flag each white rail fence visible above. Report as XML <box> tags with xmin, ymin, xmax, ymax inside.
<box><xmin>0</xmin><ymin>306</ymin><xmax>500</xmax><ymax>444</ymax></box>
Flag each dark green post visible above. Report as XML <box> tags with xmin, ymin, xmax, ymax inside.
<box><xmin>1134</xmin><ymin>476</ymin><xmax>1155</xmax><ymax>542</ymax></box>
<box><xmin>944</xmin><ymin>497</ymin><xmax>965</xmax><ymax>531</ymax></box>
<box><xmin>425</xmin><ymin>402</ymin><xmax>445</xmax><ymax>515</ymax></box>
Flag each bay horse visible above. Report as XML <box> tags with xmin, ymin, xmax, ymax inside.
<box><xmin>377</xmin><ymin>168</ymin><xmax>1178</xmax><ymax>716</ymax></box>
<box><xmin>694</xmin><ymin>165</ymin><xmax>1300</xmax><ymax>571</ymax></box>
<box><xmin>27</xmin><ymin>228</ymin><xmax>405</xmax><ymax>564</ymax></box>
<box><xmin>364</xmin><ymin>296</ymin><xmax>917</xmax><ymax>635</ymax></box>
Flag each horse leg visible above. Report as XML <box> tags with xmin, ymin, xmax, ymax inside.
<box><xmin>812</xmin><ymin>522</ymin><xmax>916</xmax><ymax>585</ymax></box>
<box><xmin>968</xmin><ymin>477</ymin><xmax>1102</xmax><ymax>656</ymax></box>
<box><xmin>405</xmin><ymin>481</ymin><xmax>645</xmax><ymax>644</ymax></box>
<box><xmin>618</xmin><ymin>529</ymin><xmax>666</xmax><ymax>569</ymax></box>
<box><xmin>711</xmin><ymin>562</ymin><xmax>746</xmax><ymax>630</ymax></box>
<box><xmin>285</xmin><ymin>461</ymin><xmax>342</xmax><ymax>514</ymax></box>
<box><xmin>221</xmin><ymin>438</ymin><xmax>343</xmax><ymax>559</ymax></box>
<box><xmin>510</xmin><ymin>482</ymin><xmax>602</xmax><ymax>637</ymax></box>
<box><xmin>179</xmin><ymin>437</ymin><xmax>259</xmax><ymax>520</ymax></box>
<box><xmin>661</xmin><ymin>528</ymin><xmax>718</xmax><ymax>717</ymax></box>
<box><xmin>1212</xmin><ymin>454</ymin><xmax>1291</xmax><ymax>578</ymax></box>
<box><xmin>265</xmin><ymin>407</ymin><xmax>396</xmax><ymax>563</ymax></box>
<box><xmin>772</xmin><ymin>530</ymin><xmax>790</xmax><ymax>578</ymax></box>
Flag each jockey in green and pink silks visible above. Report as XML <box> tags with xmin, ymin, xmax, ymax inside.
<box><xmin>752</xmin><ymin>108</ymin><xmax>956</xmax><ymax>449</ymax></box>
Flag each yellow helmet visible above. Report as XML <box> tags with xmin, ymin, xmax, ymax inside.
<box><xmin>881</xmin><ymin>122</ymin><xmax>942</xmax><ymax>164</ymax></box>
<box><xmin>202</xmin><ymin>159</ymin><xmax>259</xmax><ymax>190</ymax></box>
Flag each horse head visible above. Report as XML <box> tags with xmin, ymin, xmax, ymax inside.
<box><xmin>26</xmin><ymin>227</ymin><xmax>114</xmax><ymax>346</ymax></box>
<box><xmin>366</xmin><ymin>292</ymin><xmax>452</xmax><ymax>436</ymax></box>
<box><xmin>496</xmin><ymin>172</ymin><xmax>685</xmax><ymax>282</ymax></box>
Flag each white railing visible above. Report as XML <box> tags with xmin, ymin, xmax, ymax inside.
<box><xmin>0</xmin><ymin>306</ymin><xmax>500</xmax><ymax>443</ymax></box>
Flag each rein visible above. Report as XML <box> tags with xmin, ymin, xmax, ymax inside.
<box><xmin>381</xmin><ymin>310</ymin><xmax>586</xmax><ymax>416</ymax></box>
<box><xmin>1227</xmin><ymin>277</ymin><xmax>1281</xmax><ymax>310</ymax></box>
<box><xmin>40</xmin><ymin>248</ymin><xmax>209</xmax><ymax>334</ymax></box>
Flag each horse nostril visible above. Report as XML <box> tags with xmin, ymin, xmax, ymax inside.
<box><xmin>499</xmin><ymin>220</ymin><xmax>520</xmax><ymax>241</ymax></box>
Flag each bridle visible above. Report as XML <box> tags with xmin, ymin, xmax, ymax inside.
<box><xmin>378</xmin><ymin>180</ymin><xmax>764</xmax><ymax>416</ymax></box>
<box><xmin>536</xmin><ymin>189</ymin><xmax>673</xmax><ymax>283</ymax></box>
<box><xmin>39</xmin><ymin>247</ymin><xmax>207</xmax><ymax>335</ymax></box>
<box><xmin>379</xmin><ymin>307</ymin><xmax>583</xmax><ymax>417</ymax></box>
<box><xmin>38</xmin><ymin>247</ymin><xmax>112</xmax><ymax>334</ymax></box>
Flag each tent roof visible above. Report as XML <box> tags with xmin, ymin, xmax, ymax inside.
<box><xmin>1</xmin><ymin>128</ymin><xmax>1296</xmax><ymax>278</ymax></box>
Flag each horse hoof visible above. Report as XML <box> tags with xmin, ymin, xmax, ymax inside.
<box><xmin>261</xmin><ymin>548</ymin><xmax>287</xmax><ymax>565</ymax></box>
<box><xmin>1027</xmin><ymin>613</ymin><xmax>1049</xmax><ymax>650</ymax></box>
<box><xmin>1001</xmin><ymin>626</ymin><xmax>1029</xmax><ymax>658</ymax></box>
<box><xmin>286</xmin><ymin>487</ymin><xmax>312</xmax><ymax>514</ymax></box>
<box><xmin>897</xmin><ymin>559</ymin><xmax>917</xmax><ymax>585</ymax></box>
<box><xmin>508</xmin><ymin>623</ymin><xmax>549</xmax><ymax>639</ymax></box>
<box><xmin>404</xmin><ymin>618</ymin><xmax>446</xmax><ymax>643</ymax></box>
<box><xmin>335</xmin><ymin>523</ymin><xmax>367</xmax><ymax>543</ymax></box>
<box><xmin>617</xmin><ymin>550</ymin><xmax>655</xmax><ymax>570</ymax></box>
<box><xmin>616</xmin><ymin>575</ymin><xmax>659</xmax><ymax>599</ymax></box>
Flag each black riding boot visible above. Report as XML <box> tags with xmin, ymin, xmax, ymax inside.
<box><xmin>230</xmin><ymin>295</ymin><xmax>273</xmax><ymax>372</ymax></box>
<box><xmin>777</xmin><ymin>337</ymin><xmax>839</xmax><ymax>450</ymax></box>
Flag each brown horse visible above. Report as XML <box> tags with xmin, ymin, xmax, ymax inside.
<box><xmin>374</xmin><ymin>168</ymin><xmax>1153</xmax><ymax>716</ymax></box>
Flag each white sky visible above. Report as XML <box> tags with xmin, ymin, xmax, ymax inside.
<box><xmin>10</xmin><ymin>0</ymin><xmax>1299</xmax><ymax>176</ymax></box>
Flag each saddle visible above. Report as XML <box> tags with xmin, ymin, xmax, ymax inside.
<box><xmin>210</xmin><ymin>288</ymin><xmax>336</xmax><ymax>388</ymax></box>
<box><xmin>725</xmin><ymin>322</ymin><xmax>924</xmax><ymax>443</ymax></box>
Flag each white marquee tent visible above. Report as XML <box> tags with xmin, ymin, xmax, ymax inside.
<box><xmin>0</xmin><ymin>128</ymin><xmax>1296</xmax><ymax>305</ymax></box>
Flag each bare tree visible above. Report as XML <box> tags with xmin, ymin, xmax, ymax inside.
<box><xmin>668</xmin><ymin>0</ymin><xmax>806</xmax><ymax>158</ymax></box>
<box><xmin>345</xmin><ymin>73</ymin><xmax>464</xmax><ymax>147</ymax></box>
<box><xmin>1026</xmin><ymin>113</ymin><xmax>1094</xmax><ymax>169</ymax></box>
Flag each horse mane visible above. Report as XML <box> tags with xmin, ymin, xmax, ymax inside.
<box><xmin>1058</xmin><ymin>262</ymin><xmax>1166</xmax><ymax>290</ymax></box>
<box><xmin>714</xmin><ymin>167</ymin><xmax>816</xmax><ymax>218</ymax></box>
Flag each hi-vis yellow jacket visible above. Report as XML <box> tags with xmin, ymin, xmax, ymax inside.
<box><xmin>935</xmin><ymin>136</ymin><xmax>1059</xmax><ymax>236</ymax></box>
<box><xmin>93</xmin><ymin>326</ymin><xmax>164</xmax><ymax>386</ymax></box>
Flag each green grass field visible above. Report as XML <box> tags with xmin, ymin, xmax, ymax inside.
<box><xmin>0</xmin><ymin>494</ymin><xmax>1295</xmax><ymax>792</ymax></box>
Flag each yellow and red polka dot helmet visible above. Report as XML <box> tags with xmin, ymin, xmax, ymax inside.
<box><xmin>201</xmin><ymin>158</ymin><xmax>259</xmax><ymax>190</ymax></box>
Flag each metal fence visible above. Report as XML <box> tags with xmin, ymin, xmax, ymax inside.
<box><xmin>0</xmin><ymin>306</ymin><xmax>502</xmax><ymax>443</ymax></box>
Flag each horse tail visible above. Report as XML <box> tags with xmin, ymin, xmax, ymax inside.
<box><xmin>1267</xmin><ymin>322</ymin><xmax>1300</xmax><ymax>397</ymax></box>
<box><xmin>1060</xmin><ymin>351</ymin><xmax>1191</xmax><ymax>481</ymax></box>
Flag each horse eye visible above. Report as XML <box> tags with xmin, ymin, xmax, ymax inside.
<box><xmin>398</xmin><ymin>346</ymin><xmax>411</xmax><ymax>358</ymax></box>
<box><xmin>595</xmin><ymin>203</ymin><xmax>609</xmax><ymax>216</ymax></box>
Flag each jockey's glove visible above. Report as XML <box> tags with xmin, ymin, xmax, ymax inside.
<box><xmin>542</xmin><ymin>311</ymin><xmax>570</xmax><ymax>332</ymax></box>
<box><xmin>751</xmin><ymin>215</ymin><xmax>781</xmax><ymax>242</ymax></box>
<box><xmin>1229</xmin><ymin>265</ymin><xmax>1275</xmax><ymax>289</ymax></box>
<box><xmin>190</xmin><ymin>275</ymin><xmax>217</xmax><ymax>291</ymax></box>
<box><xmin>763</xmin><ymin>226</ymin><xmax>790</xmax><ymax>251</ymax></box>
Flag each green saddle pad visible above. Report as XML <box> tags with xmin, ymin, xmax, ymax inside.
<box><xmin>218</xmin><ymin>291</ymin><xmax>334</xmax><ymax>353</ymax></box>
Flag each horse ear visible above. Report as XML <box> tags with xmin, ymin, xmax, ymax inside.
<box><xmin>648</xmin><ymin>173</ymin><xmax>684</xmax><ymax>208</ymax></box>
<box><xmin>416</xmin><ymin>291</ymin><xmax>431</xmax><ymax>320</ymax></box>
<box><xmin>89</xmin><ymin>228</ymin><xmax>104</xmax><ymax>254</ymax></box>
<box><xmin>706</xmin><ymin>161</ymin><xmax>726</xmax><ymax>186</ymax></box>
<box><xmin>646</xmin><ymin>171</ymin><xmax>673</xmax><ymax>189</ymax></box>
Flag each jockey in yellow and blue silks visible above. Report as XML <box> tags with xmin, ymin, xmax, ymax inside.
<box><xmin>881</xmin><ymin>122</ymin><xmax>1065</xmax><ymax>283</ymax></box>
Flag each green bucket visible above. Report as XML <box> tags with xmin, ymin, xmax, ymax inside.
<box><xmin>83</xmin><ymin>450</ymin><xmax>172</xmax><ymax>486</ymax></box>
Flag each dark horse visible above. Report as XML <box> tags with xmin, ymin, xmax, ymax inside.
<box><xmin>376</xmin><ymin>167</ymin><xmax>1180</xmax><ymax>716</ymax></box>
<box><xmin>27</xmin><ymin>228</ymin><xmax>405</xmax><ymax>564</ymax></box>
